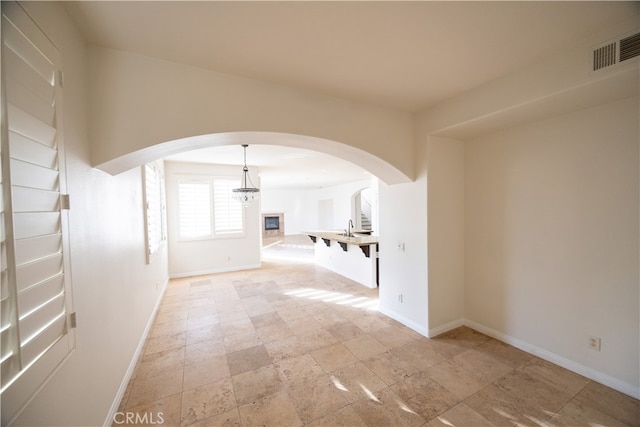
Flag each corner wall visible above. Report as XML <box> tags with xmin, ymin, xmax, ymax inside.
<box><xmin>465</xmin><ymin>97</ymin><xmax>639</xmax><ymax>395</ymax></box>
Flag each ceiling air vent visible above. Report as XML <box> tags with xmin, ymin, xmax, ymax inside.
<box><xmin>592</xmin><ymin>31</ymin><xmax>640</xmax><ymax>71</ymax></box>
<box><xmin>620</xmin><ymin>32</ymin><xmax>640</xmax><ymax>62</ymax></box>
<box><xmin>593</xmin><ymin>41</ymin><xmax>617</xmax><ymax>71</ymax></box>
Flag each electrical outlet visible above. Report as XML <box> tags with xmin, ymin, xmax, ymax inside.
<box><xmin>588</xmin><ymin>336</ymin><xmax>601</xmax><ymax>351</ymax></box>
<box><xmin>398</xmin><ymin>294</ymin><xmax>403</xmax><ymax>303</ymax></box>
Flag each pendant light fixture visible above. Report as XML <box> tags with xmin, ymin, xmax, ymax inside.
<box><xmin>232</xmin><ymin>144</ymin><xmax>260</xmax><ymax>207</ymax></box>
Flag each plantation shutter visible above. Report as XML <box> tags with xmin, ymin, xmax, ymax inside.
<box><xmin>178</xmin><ymin>180</ymin><xmax>212</xmax><ymax>239</ymax></box>
<box><xmin>213</xmin><ymin>179</ymin><xmax>243</xmax><ymax>235</ymax></box>
<box><xmin>144</xmin><ymin>162</ymin><xmax>166</xmax><ymax>260</ymax></box>
<box><xmin>1</xmin><ymin>2</ymin><xmax>74</xmax><ymax>423</ymax></box>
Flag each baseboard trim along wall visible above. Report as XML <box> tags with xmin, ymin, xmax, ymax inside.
<box><xmin>169</xmin><ymin>263</ymin><xmax>262</xmax><ymax>279</ymax></box>
<box><xmin>427</xmin><ymin>318</ymin><xmax>465</xmax><ymax>338</ymax></box>
<box><xmin>379</xmin><ymin>306</ymin><xmax>429</xmax><ymax>338</ymax></box>
<box><xmin>464</xmin><ymin>319</ymin><xmax>640</xmax><ymax>400</ymax></box>
<box><xmin>103</xmin><ymin>277</ymin><xmax>169</xmax><ymax>427</ymax></box>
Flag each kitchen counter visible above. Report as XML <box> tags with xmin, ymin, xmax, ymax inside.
<box><xmin>305</xmin><ymin>230</ymin><xmax>379</xmax><ymax>288</ymax></box>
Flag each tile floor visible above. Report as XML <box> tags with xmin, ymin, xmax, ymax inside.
<box><xmin>116</xmin><ymin>237</ymin><xmax>639</xmax><ymax>426</ymax></box>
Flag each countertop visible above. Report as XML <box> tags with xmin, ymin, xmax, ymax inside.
<box><xmin>305</xmin><ymin>230</ymin><xmax>379</xmax><ymax>246</ymax></box>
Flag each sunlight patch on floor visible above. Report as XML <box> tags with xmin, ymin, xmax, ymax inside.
<box><xmin>284</xmin><ymin>287</ymin><xmax>378</xmax><ymax>311</ymax></box>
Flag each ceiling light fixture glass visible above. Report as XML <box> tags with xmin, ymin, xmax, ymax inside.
<box><xmin>232</xmin><ymin>144</ymin><xmax>260</xmax><ymax>207</ymax></box>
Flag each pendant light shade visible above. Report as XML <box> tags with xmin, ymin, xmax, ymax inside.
<box><xmin>232</xmin><ymin>144</ymin><xmax>260</xmax><ymax>207</ymax></box>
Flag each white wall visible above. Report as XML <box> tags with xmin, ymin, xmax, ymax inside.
<box><xmin>261</xmin><ymin>178</ymin><xmax>376</xmax><ymax>235</ymax></box>
<box><xmin>165</xmin><ymin>161</ymin><xmax>261</xmax><ymax>277</ymax></box>
<box><xmin>426</xmin><ymin>136</ymin><xmax>465</xmax><ymax>335</ymax></box>
<box><xmin>465</xmin><ymin>96</ymin><xmax>639</xmax><ymax>395</ymax></box>
<box><xmin>13</xmin><ymin>3</ymin><xmax>170</xmax><ymax>426</ymax></box>
<box><xmin>377</xmin><ymin>141</ymin><xmax>429</xmax><ymax>335</ymax></box>
<box><xmin>87</xmin><ymin>47</ymin><xmax>415</xmax><ymax>182</ymax></box>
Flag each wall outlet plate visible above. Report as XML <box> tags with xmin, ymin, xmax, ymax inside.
<box><xmin>588</xmin><ymin>336</ymin><xmax>601</xmax><ymax>351</ymax></box>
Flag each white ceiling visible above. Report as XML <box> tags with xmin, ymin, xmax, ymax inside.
<box><xmin>64</xmin><ymin>1</ymin><xmax>636</xmax><ymax>188</ymax></box>
<box><xmin>165</xmin><ymin>144</ymin><xmax>371</xmax><ymax>189</ymax></box>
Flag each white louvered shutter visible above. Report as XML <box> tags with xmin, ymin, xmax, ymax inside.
<box><xmin>178</xmin><ymin>179</ymin><xmax>212</xmax><ymax>239</ymax></box>
<box><xmin>213</xmin><ymin>179</ymin><xmax>243</xmax><ymax>235</ymax></box>
<box><xmin>1</xmin><ymin>2</ymin><xmax>75</xmax><ymax>423</ymax></box>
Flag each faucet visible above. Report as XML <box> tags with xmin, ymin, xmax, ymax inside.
<box><xmin>347</xmin><ymin>219</ymin><xmax>354</xmax><ymax>237</ymax></box>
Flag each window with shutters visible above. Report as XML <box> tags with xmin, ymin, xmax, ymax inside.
<box><xmin>143</xmin><ymin>161</ymin><xmax>166</xmax><ymax>262</ymax></box>
<box><xmin>1</xmin><ymin>2</ymin><xmax>75</xmax><ymax>424</ymax></box>
<box><xmin>178</xmin><ymin>176</ymin><xmax>244</xmax><ymax>240</ymax></box>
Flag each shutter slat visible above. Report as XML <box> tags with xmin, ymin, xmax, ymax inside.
<box><xmin>13</xmin><ymin>212</ymin><xmax>60</xmax><ymax>240</ymax></box>
<box><xmin>20</xmin><ymin>313</ymin><xmax>66</xmax><ymax>368</ymax></box>
<box><xmin>18</xmin><ymin>293</ymin><xmax>65</xmax><ymax>345</ymax></box>
<box><xmin>14</xmin><ymin>234</ymin><xmax>61</xmax><ymax>266</ymax></box>
<box><xmin>9</xmin><ymin>131</ymin><xmax>58</xmax><ymax>169</ymax></box>
<box><xmin>6</xmin><ymin>77</ymin><xmax>55</xmax><ymax>127</ymax></box>
<box><xmin>3</xmin><ymin>48</ymin><xmax>55</xmax><ymax>104</ymax></box>
<box><xmin>7</xmin><ymin>104</ymin><xmax>56</xmax><ymax>148</ymax></box>
<box><xmin>11</xmin><ymin>186</ymin><xmax>59</xmax><ymax>213</ymax></box>
<box><xmin>10</xmin><ymin>158</ymin><xmax>59</xmax><ymax>191</ymax></box>
<box><xmin>18</xmin><ymin>274</ymin><xmax>64</xmax><ymax>321</ymax></box>
<box><xmin>16</xmin><ymin>253</ymin><xmax>62</xmax><ymax>292</ymax></box>
<box><xmin>2</xmin><ymin>18</ymin><xmax>55</xmax><ymax>85</ymax></box>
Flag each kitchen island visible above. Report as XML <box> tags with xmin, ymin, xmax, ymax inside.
<box><xmin>306</xmin><ymin>231</ymin><xmax>379</xmax><ymax>289</ymax></box>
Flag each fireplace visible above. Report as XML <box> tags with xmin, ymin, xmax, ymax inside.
<box><xmin>262</xmin><ymin>213</ymin><xmax>284</xmax><ymax>238</ymax></box>
<box><xmin>264</xmin><ymin>216</ymin><xmax>280</xmax><ymax>231</ymax></box>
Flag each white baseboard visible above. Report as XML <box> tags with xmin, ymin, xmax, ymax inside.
<box><xmin>428</xmin><ymin>318</ymin><xmax>465</xmax><ymax>338</ymax></box>
<box><xmin>103</xmin><ymin>277</ymin><xmax>169</xmax><ymax>427</ymax></box>
<box><xmin>378</xmin><ymin>305</ymin><xmax>428</xmax><ymax>337</ymax></box>
<box><xmin>169</xmin><ymin>263</ymin><xmax>261</xmax><ymax>279</ymax></box>
<box><xmin>464</xmin><ymin>319</ymin><xmax>640</xmax><ymax>400</ymax></box>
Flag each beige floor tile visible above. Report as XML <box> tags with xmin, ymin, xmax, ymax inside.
<box><xmin>226</xmin><ymin>344</ymin><xmax>273</xmax><ymax>376</ymax></box>
<box><xmin>518</xmin><ymin>357</ymin><xmax>589</xmax><ymax>397</ymax></box>
<box><xmin>572</xmin><ymin>381</ymin><xmax>640</xmax><ymax>427</ymax></box>
<box><xmin>180</xmin><ymin>378</ymin><xmax>236</xmax><ymax>427</ymax></box>
<box><xmin>120</xmin><ymin>393</ymin><xmax>182</xmax><ymax>427</ymax></box>
<box><xmin>325</xmin><ymin>321</ymin><xmax>365</xmax><ymax>341</ymax></box>
<box><xmin>370</xmin><ymin>325</ymin><xmax>417</xmax><ymax>348</ymax></box>
<box><xmin>465</xmin><ymin>384</ymin><xmax>553</xmax><ymax>427</ymax></box>
<box><xmin>295</xmin><ymin>327</ymin><xmax>340</xmax><ymax>352</ymax></box>
<box><xmin>231</xmin><ymin>364</ymin><xmax>284</xmax><ymax>406</ymax></box>
<box><xmin>474</xmin><ymin>339</ymin><xmax>535</xmax><ymax>369</ymax></box>
<box><xmin>551</xmin><ymin>400</ymin><xmax>631</xmax><ymax>427</ymax></box>
<box><xmin>183</xmin><ymin>354</ymin><xmax>229</xmax><ymax>391</ymax></box>
<box><xmin>392</xmin><ymin>340</ymin><xmax>445</xmax><ymax>371</ymax></box>
<box><xmin>453</xmin><ymin>348</ymin><xmax>513</xmax><ymax>384</ymax></box>
<box><xmin>187</xmin><ymin>314</ymin><xmax>219</xmax><ymax>331</ymax></box>
<box><xmin>350</xmin><ymin>386</ymin><xmax>426</xmax><ymax>427</ymax></box>
<box><xmin>286</xmin><ymin>373</ymin><xmax>350</xmax><ymax>424</ymax></box>
<box><xmin>350</xmin><ymin>314</ymin><xmax>390</xmax><ymax>333</ymax></box>
<box><xmin>427</xmin><ymin>402</ymin><xmax>497</xmax><ymax>427</ymax></box>
<box><xmin>188</xmin><ymin>408</ymin><xmax>241</xmax><ymax>427</ymax></box>
<box><xmin>343</xmin><ymin>334</ymin><xmax>389</xmax><ymax>360</ymax></box>
<box><xmin>185</xmin><ymin>324</ymin><xmax>224</xmax><ymax>346</ymax></box>
<box><xmin>275</xmin><ymin>306</ymin><xmax>309</xmax><ymax>322</ymax></box>
<box><xmin>144</xmin><ymin>332</ymin><xmax>187</xmax><ymax>354</ymax></box>
<box><xmin>287</xmin><ymin>315</ymin><xmax>325</xmax><ymax>334</ymax></box>
<box><xmin>249</xmin><ymin>312</ymin><xmax>285</xmax><ymax>328</ymax></box>
<box><xmin>222</xmin><ymin>330</ymin><xmax>263</xmax><ymax>353</ymax></box>
<box><xmin>148</xmin><ymin>319</ymin><xmax>188</xmax><ymax>339</ymax></box>
<box><xmin>264</xmin><ymin>335</ymin><xmax>309</xmax><ymax>361</ymax></box>
<box><xmin>495</xmin><ymin>370</ymin><xmax>572</xmax><ymax>414</ymax></box>
<box><xmin>364</xmin><ymin>349</ymin><xmax>420</xmax><ymax>386</ymax></box>
<box><xmin>137</xmin><ymin>347</ymin><xmax>185</xmax><ymax>379</ymax></box>
<box><xmin>255</xmin><ymin>322</ymin><xmax>294</xmax><ymax>344</ymax></box>
<box><xmin>127</xmin><ymin>369</ymin><xmax>184</xmax><ymax>409</ymax></box>
<box><xmin>238</xmin><ymin>390</ymin><xmax>303</xmax><ymax>427</ymax></box>
<box><xmin>311</xmin><ymin>343</ymin><xmax>359</xmax><ymax>372</ymax></box>
<box><xmin>391</xmin><ymin>371</ymin><xmax>459</xmax><ymax>421</ymax></box>
<box><xmin>184</xmin><ymin>338</ymin><xmax>225</xmax><ymax>365</ymax></box>
<box><xmin>312</xmin><ymin>310</ymin><xmax>348</xmax><ymax>328</ymax></box>
<box><xmin>306</xmin><ymin>404</ymin><xmax>367</xmax><ymax>427</ymax></box>
<box><xmin>425</xmin><ymin>360</ymin><xmax>486</xmax><ymax>400</ymax></box>
<box><xmin>219</xmin><ymin>318</ymin><xmax>255</xmax><ymax>337</ymax></box>
<box><xmin>275</xmin><ymin>353</ymin><xmax>325</xmax><ymax>384</ymax></box>
<box><xmin>330</xmin><ymin>362</ymin><xmax>388</xmax><ymax>403</ymax></box>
